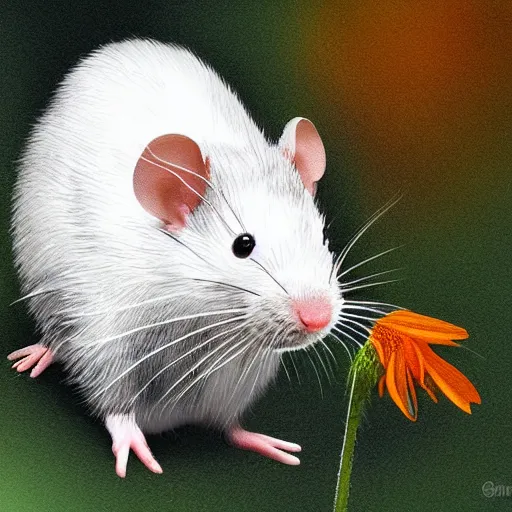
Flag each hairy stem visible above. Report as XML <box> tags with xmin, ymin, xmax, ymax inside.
<box><xmin>333</xmin><ymin>342</ymin><xmax>382</xmax><ymax>512</ymax></box>
<box><xmin>333</xmin><ymin>369</ymin><xmax>363</xmax><ymax>512</ymax></box>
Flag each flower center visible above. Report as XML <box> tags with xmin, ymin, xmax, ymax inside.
<box><xmin>372</xmin><ymin>324</ymin><xmax>404</xmax><ymax>364</ymax></box>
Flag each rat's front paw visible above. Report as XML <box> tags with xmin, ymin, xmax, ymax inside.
<box><xmin>7</xmin><ymin>344</ymin><xmax>53</xmax><ymax>378</ymax></box>
<box><xmin>105</xmin><ymin>414</ymin><xmax>163</xmax><ymax>478</ymax></box>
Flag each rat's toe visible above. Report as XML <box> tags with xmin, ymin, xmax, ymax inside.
<box><xmin>8</xmin><ymin>344</ymin><xmax>53</xmax><ymax>376</ymax></box>
<box><xmin>106</xmin><ymin>413</ymin><xmax>162</xmax><ymax>477</ymax></box>
<box><xmin>228</xmin><ymin>426</ymin><xmax>301</xmax><ymax>465</ymax></box>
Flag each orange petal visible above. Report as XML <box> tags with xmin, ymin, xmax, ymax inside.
<box><xmin>403</xmin><ymin>336</ymin><xmax>423</xmax><ymax>382</ymax></box>
<box><xmin>407</xmin><ymin>340</ymin><xmax>442</xmax><ymax>404</ymax></box>
<box><xmin>420</xmin><ymin>377</ymin><xmax>439</xmax><ymax>403</ymax></box>
<box><xmin>385</xmin><ymin>350</ymin><xmax>416</xmax><ymax>421</ymax></box>
<box><xmin>370</xmin><ymin>333</ymin><xmax>387</xmax><ymax>368</ymax></box>
<box><xmin>415</xmin><ymin>342</ymin><xmax>481</xmax><ymax>413</ymax></box>
<box><xmin>378</xmin><ymin>374</ymin><xmax>386</xmax><ymax>397</ymax></box>
<box><xmin>378</xmin><ymin>310</ymin><xmax>468</xmax><ymax>344</ymax></box>
<box><xmin>406</xmin><ymin>368</ymin><xmax>418</xmax><ymax>420</ymax></box>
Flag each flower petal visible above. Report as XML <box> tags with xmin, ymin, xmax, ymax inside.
<box><xmin>385</xmin><ymin>350</ymin><xmax>417</xmax><ymax>421</ymax></box>
<box><xmin>406</xmin><ymin>339</ymin><xmax>439</xmax><ymax>403</ymax></box>
<box><xmin>406</xmin><ymin>368</ymin><xmax>418</xmax><ymax>420</ymax></box>
<box><xmin>420</xmin><ymin>377</ymin><xmax>439</xmax><ymax>403</ymax></box>
<box><xmin>370</xmin><ymin>333</ymin><xmax>387</xmax><ymax>368</ymax></box>
<box><xmin>378</xmin><ymin>310</ymin><xmax>468</xmax><ymax>344</ymax></box>
<box><xmin>378</xmin><ymin>375</ymin><xmax>386</xmax><ymax>397</ymax></box>
<box><xmin>415</xmin><ymin>342</ymin><xmax>481</xmax><ymax>413</ymax></box>
<box><xmin>403</xmin><ymin>336</ymin><xmax>424</xmax><ymax>382</ymax></box>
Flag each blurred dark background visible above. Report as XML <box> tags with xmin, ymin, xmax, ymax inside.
<box><xmin>1</xmin><ymin>1</ymin><xmax>511</xmax><ymax>511</ymax></box>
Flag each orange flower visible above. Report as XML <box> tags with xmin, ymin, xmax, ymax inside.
<box><xmin>369</xmin><ymin>310</ymin><xmax>481</xmax><ymax>421</ymax></box>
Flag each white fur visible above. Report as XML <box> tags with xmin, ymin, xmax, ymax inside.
<box><xmin>12</xmin><ymin>39</ymin><xmax>341</xmax><ymax>432</ymax></box>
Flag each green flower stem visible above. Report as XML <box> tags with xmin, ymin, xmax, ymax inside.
<box><xmin>333</xmin><ymin>342</ymin><xmax>382</xmax><ymax>512</ymax></box>
<box><xmin>334</xmin><ymin>369</ymin><xmax>363</xmax><ymax>512</ymax></box>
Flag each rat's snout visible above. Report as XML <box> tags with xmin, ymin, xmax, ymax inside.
<box><xmin>293</xmin><ymin>297</ymin><xmax>332</xmax><ymax>333</ymax></box>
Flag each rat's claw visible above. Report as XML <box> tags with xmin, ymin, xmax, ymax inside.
<box><xmin>106</xmin><ymin>414</ymin><xmax>163</xmax><ymax>478</ymax></box>
<box><xmin>228</xmin><ymin>426</ymin><xmax>302</xmax><ymax>466</ymax></box>
<box><xmin>7</xmin><ymin>344</ymin><xmax>53</xmax><ymax>377</ymax></box>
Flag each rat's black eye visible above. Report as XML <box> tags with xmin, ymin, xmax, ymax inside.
<box><xmin>232</xmin><ymin>233</ymin><xmax>255</xmax><ymax>258</ymax></box>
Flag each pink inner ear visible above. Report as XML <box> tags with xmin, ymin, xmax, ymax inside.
<box><xmin>280</xmin><ymin>118</ymin><xmax>326</xmax><ymax>195</ymax></box>
<box><xmin>133</xmin><ymin>134</ymin><xmax>209</xmax><ymax>230</ymax></box>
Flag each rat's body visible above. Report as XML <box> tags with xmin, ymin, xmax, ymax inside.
<box><xmin>9</xmin><ymin>39</ymin><xmax>341</xmax><ymax>476</ymax></box>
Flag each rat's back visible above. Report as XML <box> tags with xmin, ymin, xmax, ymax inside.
<box><xmin>12</xmin><ymin>39</ymin><xmax>265</xmax><ymax>339</ymax></box>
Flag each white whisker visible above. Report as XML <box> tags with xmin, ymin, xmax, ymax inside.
<box><xmin>289</xmin><ymin>351</ymin><xmax>301</xmax><ymax>384</ymax></box>
<box><xmin>304</xmin><ymin>346</ymin><xmax>324</xmax><ymax>397</ymax></box>
<box><xmin>331</xmin><ymin>194</ymin><xmax>401</xmax><ymax>281</ymax></box>
<box><xmin>340</xmin><ymin>304</ymin><xmax>388</xmax><ymax>315</ymax></box>
<box><xmin>165</xmin><ymin>337</ymin><xmax>253</xmax><ymax>414</ymax></box>
<box><xmin>277</xmin><ymin>326</ymin><xmax>299</xmax><ymax>382</ymax></box>
<box><xmin>244</xmin><ymin>345</ymin><xmax>272</xmax><ymax>408</ymax></box>
<box><xmin>146</xmin><ymin>145</ymin><xmax>245</xmax><ymax>232</ymax></box>
<box><xmin>318</xmin><ymin>338</ymin><xmax>338</xmax><ymax>370</ymax></box>
<box><xmin>329</xmin><ymin>330</ymin><xmax>357</xmax><ymax>358</ymax></box>
<box><xmin>225</xmin><ymin>325</ymin><xmax>277</xmax><ymax>408</ymax></box>
<box><xmin>336</xmin><ymin>321</ymin><xmax>368</xmax><ymax>341</ymax></box>
<box><xmin>337</xmin><ymin>318</ymin><xmax>372</xmax><ymax>334</ymax></box>
<box><xmin>340</xmin><ymin>278</ymin><xmax>401</xmax><ymax>294</ymax></box>
<box><xmin>140</xmin><ymin>154</ymin><xmax>236</xmax><ymax>235</ymax></box>
<box><xmin>189</xmin><ymin>278</ymin><xmax>260</xmax><ymax>297</ymax></box>
<box><xmin>337</xmin><ymin>246</ymin><xmax>403</xmax><ymax>279</ymax></box>
<box><xmin>280</xmin><ymin>354</ymin><xmax>292</xmax><ymax>383</ymax></box>
<box><xmin>249</xmin><ymin>257</ymin><xmax>289</xmax><ymax>296</ymax></box>
<box><xmin>88</xmin><ymin>308</ymin><xmax>246</xmax><ymax>346</ymax></box>
<box><xmin>341</xmin><ymin>312</ymin><xmax>379</xmax><ymax>323</ymax></box>
<box><xmin>62</xmin><ymin>291</ymin><xmax>190</xmax><ymax>318</ymax></box>
<box><xmin>332</xmin><ymin>326</ymin><xmax>365</xmax><ymax>349</ymax></box>
<box><xmin>128</xmin><ymin>321</ymin><xmax>250</xmax><ymax>407</ymax></box>
<box><xmin>312</xmin><ymin>342</ymin><xmax>333</xmax><ymax>385</ymax></box>
<box><xmin>344</xmin><ymin>299</ymin><xmax>404</xmax><ymax>310</ymax></box>
<box><xmin>212</xmin><ymin>327</ymin><xmax>272</xmax><ymax>426</ymax></box>
<box><xmin>459</xmin><ymin>344</ymin><xmax>486</xmax><ymax>360</ymax></box>
<box><xmin>155</xmin><ymin>331</ymin><xmax>248</xmax><ymax>410</ymax></box>
<box><xmin>339</xmin><ymin>268</ymin><xmax>402</xmax><ymax>288</ymax></box>
<box><xmin>90</xmin><ymin>314</ymin><xmax>246</xmax><ymax>399</ymax></box>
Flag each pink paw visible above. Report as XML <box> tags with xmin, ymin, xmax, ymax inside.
<box><xmin>7</xmin><ymin>344</ymin><xmax>53</xmax><ymax>378</ymax></box>
<box><xmin>106</xmin><ymin>414</ymin><xmax>163</xmax><ymax>478</ymax></box>
<box><xmin>228</xmin><ymin>426</ymin><xmax>302</xmax><ymax>465</ymax></box>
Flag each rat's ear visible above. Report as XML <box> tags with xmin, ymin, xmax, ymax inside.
<box><xmin>279</xmin><ymin>117</ymin><xmax>326</xmax><ymax>195</ymax></box>
<box><xmin>133</xmin><ymin>134</ymin><xmax>209</xmax><ymax>231</ymax></box>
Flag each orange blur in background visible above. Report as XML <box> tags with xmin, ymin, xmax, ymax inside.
<box><xmin>306</xmin><ymin>1</ymin><xmax>512</xmax><ymax>207</ymax></box>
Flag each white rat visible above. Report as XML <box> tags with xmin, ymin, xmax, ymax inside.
<box><xmin>8</xmin><ymin>39</ymin><xmax>348</xmax><ymax>477</ymax></box>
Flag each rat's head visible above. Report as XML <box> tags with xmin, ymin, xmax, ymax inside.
<box><xmin>133</xmin><ymin>118</ymin><xmax>342</xmax><ymax>351</ymax></box>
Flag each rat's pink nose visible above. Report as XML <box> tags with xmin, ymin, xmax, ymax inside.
<box><xmin>294</xmin><ymin>298</ymin><xmax>332</xmax><ymax>333</ymax></box>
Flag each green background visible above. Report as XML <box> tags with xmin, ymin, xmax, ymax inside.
<box><xmin>1</xmin><ymin>1</ymin><xmax>510</xmax><ymax>511</ymax></box>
